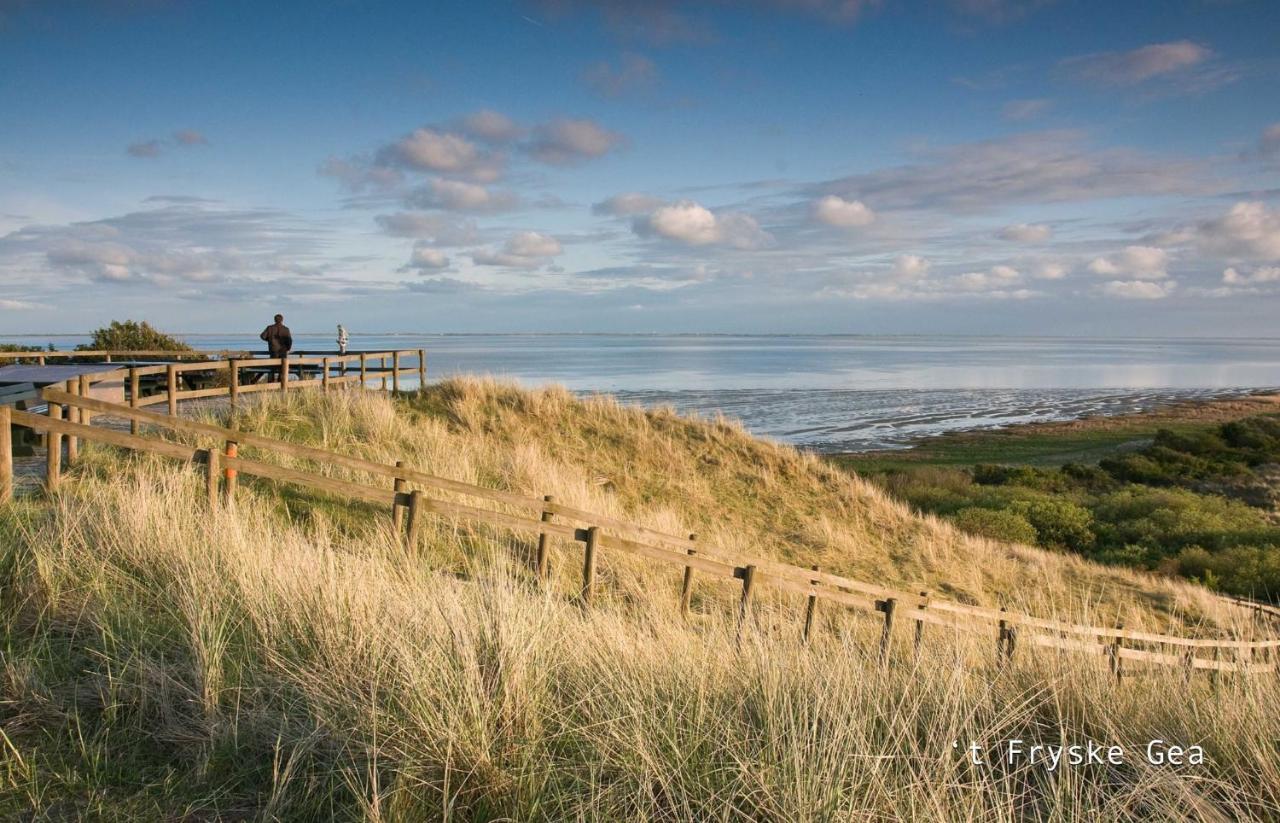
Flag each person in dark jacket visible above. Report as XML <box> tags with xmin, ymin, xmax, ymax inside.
<box><xmin>260</xmin><ymin>314</ymin><xmax>293</xmax><ymax>384</ymax></box>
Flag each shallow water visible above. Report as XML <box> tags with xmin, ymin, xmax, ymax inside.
<box><xmin>6</xmin><ymin>334</ymin><xmax>1278</xmax><ymax>452</ymax></box>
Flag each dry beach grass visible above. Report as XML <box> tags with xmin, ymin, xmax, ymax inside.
<box><xmin>1</xmin><ymin>379</ymin><xmax>1277</xmax><ymax>819</ymax></box>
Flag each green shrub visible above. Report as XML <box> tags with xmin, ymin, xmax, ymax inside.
<box><xmin>1010</xmin><ymin>498</ymin><xmax>1095</xmax><ymax>551</ymax></box>
<box><xmin>76</xmin><ymin>320</ymin><xmax>192</xmax><ymax>354</ymax></box>
<box><xmin>948</xmin><ymin>507</ymin><xmax>1038</xmax><ymax>544</ymax></box>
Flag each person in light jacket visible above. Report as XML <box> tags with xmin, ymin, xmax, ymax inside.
<box><xmin>337</xmin><ymin>324</ymin><xmax>349</xmax><ymax>355</ymax></box>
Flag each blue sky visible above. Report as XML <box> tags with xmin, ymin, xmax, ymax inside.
<box><xmin>2</xmin><ymin>0</ymin><xmax>1279</xmax><ymax>335</ymax></box>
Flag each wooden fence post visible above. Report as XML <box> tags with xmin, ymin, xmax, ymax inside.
<box><xmin>737</xmin><ymin>564</ymin><xmax>758</xmax><ymax>642</ymax></box>
<box><xmin>0</xmin><ymin>405</ymin><xmax>11</xmax><ymax>504</ymax></box>
<box><xmin>64</xmin><ymin>379</ymin><xmax>78</xmax><ymax>465</ymax></box>
<box><xmin>802</xmin><ymin>564</ymin><xmax>820</xmax><ymax>644</ymax></box>
<box><xmin>679</xmin><ymin>534</ymin><xmax>698</xmax><ymax>617</ymax></box>
<box><xmin>1109</xmin><ymin>625</ymin><xmax>1124</xmax><ymax>683</ymax></box>
<box><xmin>914</xmin><ymin>591</ymin><xmax>929</xmax><ymax>657</ymax></box>
<box><xmin>78</xmin><ymin>374</ymin><xmax>92</xmax><ymax>428</ymax></box>
<box><xmin>380</xmin><ymin>356</ymin><xmax>387</xmax><ymax>392</ymax></box>
<box><xmin>205</xmin><ymin>448</ymin><xmax>220</xmax><ymax>510</ymax></box>
<box><xmin>580</xmin><ymin>526</ymin><xmax>600</xmax><ymax>607</ymax></box>
<box><xmin>878</xmin><ymin>597</ymin><xmax>897</xmax><ymax>665</ymax></box>
<box><xmin>129</xmin><ymin>367</ymin><xmax>140</xmax><ymax>435</ymax></box>
<box><xmin>322</xmin><ymin>357</ymin><xmax>331</xmax><ymax>392</ymax></box>
<box><xmin>417</xmin><ymin>348</ymin><xmax>427</xmax><ymax>395</ymax></box>
<box><xmin>392</xmin><ymin>460</ymin><xmax>407</xmax><ymax>530</ymax></box>
<box><xmin>281</xmin><ymin>355</ymin><xmax>290</xmax><ymax>395</ymax></box>
<box><xmin>392</xmin><ymin>352</ymin><xmax>401</xmax><ymax>393</ymax></box>
<box><xmin>229</xmin><ymin>359</ymin><xmax>239</xmax><ymax>409</ymax></box>
<box><xmin>359</xmin><ymin>353</ymin><xmax>367</xmax><ymax>388</ymax></box>
<box><xmin>1211</xmin><ymin>646</ymin><xmax>1220</xmax><ymax>692</ymax></box>
<box><xmin>405</xmin><ymin>490</ymin><xmax>423</xmax><ymax>549</ymax></box>
<box><xmin>1183</xmin><ymin>649</ymin><xmax>1194</xmax><ymax>684</ymax></box>
<box><xmin>167</xmin><ymin>364</ymin><xmax>178</xmax><ymax>416</ymax></box>
<box><xmin>45</xmin><ymin>402</ymin><xmax>61</xmax><ymax>492</ymax></box>
<box><xmin>223</xmin><ymin>441</ymin><xmax>238</xmax><ymax>504</ymax></box>
<box><xmin>535</xmin><ymin>494</ymin><xmax>555</xmax><ymax>580</ymax></box>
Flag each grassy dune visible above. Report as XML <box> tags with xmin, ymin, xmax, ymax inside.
<box><xmin>1</xmin><ymin>380</ymin><xmax>1277</xmax><ymax>819</ymax></box>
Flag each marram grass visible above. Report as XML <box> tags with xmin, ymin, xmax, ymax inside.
<box><xmin>0</xmin><ymin>381</ymin><xmax>1276</xmax><ymax>820</ymax></box>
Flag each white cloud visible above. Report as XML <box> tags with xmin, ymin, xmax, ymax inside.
<box><xmin>592</xmin><ymin>192</ymin><xmax>666</xmax><ymax>216</ymax></box>
<box><xmin>812</xmin><ymin>195</ymin><xmax>875</xmax><ymax>228</ymax></box>
<box><xmin>471</xmin><ymin>231</ymin><xmax>562</xmax><ymax>268</ymax></box>
<box><xmin>816</xmin><ymin>131</ymin><xmax>1203</xmax><ymax>213</ymax></box>
<box><xmin>1193</xmin><ymin>201</ymin><xmax>1280</xmax><ymax>261</ymax></box>
<box><xmin>890</xmin><ymin>254</ymin><xmax>930</xmax><ymax>279</ymax></box>
<box><xmin>406</xmin><ymin>178</ymin><xmax>520</xmax><ymax>212</ymax></box>
<box><xmin>1100</xmin><ymin>280</ymin><xmax>1175</xmax><ymax>300</ymax></box>
<box><xmin>997</xmin><ymin>222</ymin><xmax>1051</xmax><ymax>243</ymax></box>
<box><xmin>458</xmin><ymin>109</ymin><xmax>522</xmax><ymax>143</ymax></box>
<box><xmin>583</xmin><ymin>53</ymin><xmax>658</xmax><ymax>98</ymax></box>
<box><xmin>1223</xmin><ymin>265</ymin><xmax>1280</xmax><ymax>285</ymax></box>
<box><xmin>1031</xmin><ymin>261</ymin><xmax>1068</xmax><ymax>280</ymax></box>
<box><xmin>0</xmin><ymin>299</ymin><xmax>45</xmax><ymax>310</ymax></box>
<box><xmin>526</xmin><ymin>119</ymin><xmax>624</xmax><ymax>166</ymax></box>
<box><xmin>635</xmin><ymin>200</ymin><xmax>773</xmax><ymax>249</ymax></box>
<box><xmin>380</xmin><ymin>127</ymin><xmax>504</xmax><ymax>181</ymax></box>
<box><xmin>373</xmin><ymin>212</ymin><xmax>477</xmax><ymax>245</ymax></box>
<box><xmin>1087</xmin><ymin>246</ymin><xmax>1169</xmax><ymax>280</ymax></box>
<box><xmin>1260</xmin><ymin>123</ymin><xmax>1280</xmax><ymax>160</ymax></box>
<box><xmin>405</xmin><ymin>244</ymin><xmax>450</xmax><ymax>270</ymax></box>
<box><xmin>319</xmin><ymin>155</ymin><xmax>404</xmax><ymax>191</ymax></box>
<box><xmin>1062</xmin><ymin>40</ymin><xmax>1212</xmax><ymax>86</ymax></box>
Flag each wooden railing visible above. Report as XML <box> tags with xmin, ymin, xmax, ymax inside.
<box><xmin>4</xmin><ymin>387</ymin><xmax>1278</xmax><ymax>681</ymax></box>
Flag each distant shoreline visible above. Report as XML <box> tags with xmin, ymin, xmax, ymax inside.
<box><xmin>831</xmin><ymin>388</ymin><xmax>1280</xmax><ymax>468</ymax></box>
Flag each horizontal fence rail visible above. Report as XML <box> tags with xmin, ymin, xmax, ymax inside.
<box><xmin>5</xmin><ymin>384</ymin><xmax>1278</xmax><ymax>682</ymax></box>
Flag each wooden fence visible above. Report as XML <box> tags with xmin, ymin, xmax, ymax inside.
<box><xmin>4</xmin><ymin>382</ymin><xmax>1279</xmax><ymax>682</ymax></box>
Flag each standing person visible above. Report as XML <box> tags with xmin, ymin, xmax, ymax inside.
<box><xmin>260</xmin><ymin>313</ymin><xmax>293</xmax><ymax>384</ymax></box>
<box><xmin>336</xmin><ymin>323</ymin><xmax>349</xmax><ymax>355</ymax></box>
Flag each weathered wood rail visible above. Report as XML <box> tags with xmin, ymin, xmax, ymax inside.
<box><xmin>4</xmin><ymin>377</ymin><xmax>1278</xmax><ymax>682</ymax></box>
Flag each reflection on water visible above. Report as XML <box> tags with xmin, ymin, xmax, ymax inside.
<box><xmin>7</xmin><ymin>334</ymin><xmax>1278</xmax><ymax>451</ymax></box>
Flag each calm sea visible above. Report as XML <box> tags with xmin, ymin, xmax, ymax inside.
<box><xmin>6</xmin><ymin>334</ymin><xmax>1279</xmax><ymax>453</ymax></box>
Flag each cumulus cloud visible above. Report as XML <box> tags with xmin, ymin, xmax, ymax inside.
<box><xmin>592</xmin><ymin>192</ymin><xmax>666</xmax><ymax>216</ymax></box>
<box><xmin>1031</xmin><ymin>261</ymin><xmax>1069</xmax><ymax>280</ymax></box>
<box><xmin>1061</xmin><ymin>40</ymin><xmax>1212</xmax><ymax>86</ymax></box>
<box><xmin>471</xmin><ymin>231</ymin><xmax>562</xmax><ymax>268</ymax></box>
<box><xmin>814</xmin><ymin>131</ymin><xmax>1203</xmax><ymax>213</ymax></box>
<box><xmin>378</xmin><ymin>127</ymin><xmax>505</xmax><ymax>182</ymax></box>
<box><xmin>373</xmin><ymin>212</ymin><xmax>477</xmax><ymax>245</ymax></box>
<box><xmin>634</xmin><ymin>200</ymin><xmax>773</xmax><ymax>249</ymax></box>
<box><xmin>1087</xmin><ymin>245</ymin><xmax>1169</xmax><ymax>280</ymax></box>
<box><xmin>889</xmin><ymin>254</ymin><xmax>930</xmax><ymax>279</ymax></box>
<box><xmin>997</xmin><ymin>222</ymin><xmax>1051</xmax><ymax>243</ymax></box>
<box><xmin>458</xmin><ymin>109</ymin><xmax>523</xmax><ymax>143</ymax></box>
<box><xmin>405</xmin><ymin>178</ymin><xmax>521</xmax><ymax>212</ymax></box>
<box><xmin>318</xmin><ymin>156</ymin><xmax>404</xmax><ymax>191</ymax></box>
<box><xmin>526</xmin><ymin>118</ymin><xmax>625</xmax><ymax>166</ymax></box>
<box><xmin>582</xmin><ymin>53</ymin><xmax>658</xmax><ymax>97</ymax></box>
<box><xmin>1192</xmin><ymin>201</ymin><xmax>1280</xmax><ymax>261</ymax></box>
<box><xmin>1099</xmin><ymin>280</ymin><xmax>1175</xmax><ymax>300</ymax></box>
<box><xmin>0</xmin><ymin>203</ymin><xmax>329</xmax><ymax>291</ymax></box>
<box><xmin>1223</xmin><ymin>265</ymin><xmax>1280</xmax><ymax>285</ymax></box>
<box><xmin>812</xmin><ymin>195</ymin><xmax>875</xmax><ymax>228</ymax></box>
<box><xmin>404</xmin><ymin>243</ymin><xmax>451</xmax><ymax>271</ymax></box>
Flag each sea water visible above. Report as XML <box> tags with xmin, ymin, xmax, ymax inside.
<box><xmin>6</xmin><ymin>334</ymin><xmax>1278</xmax><ymax>452</ymax></box>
